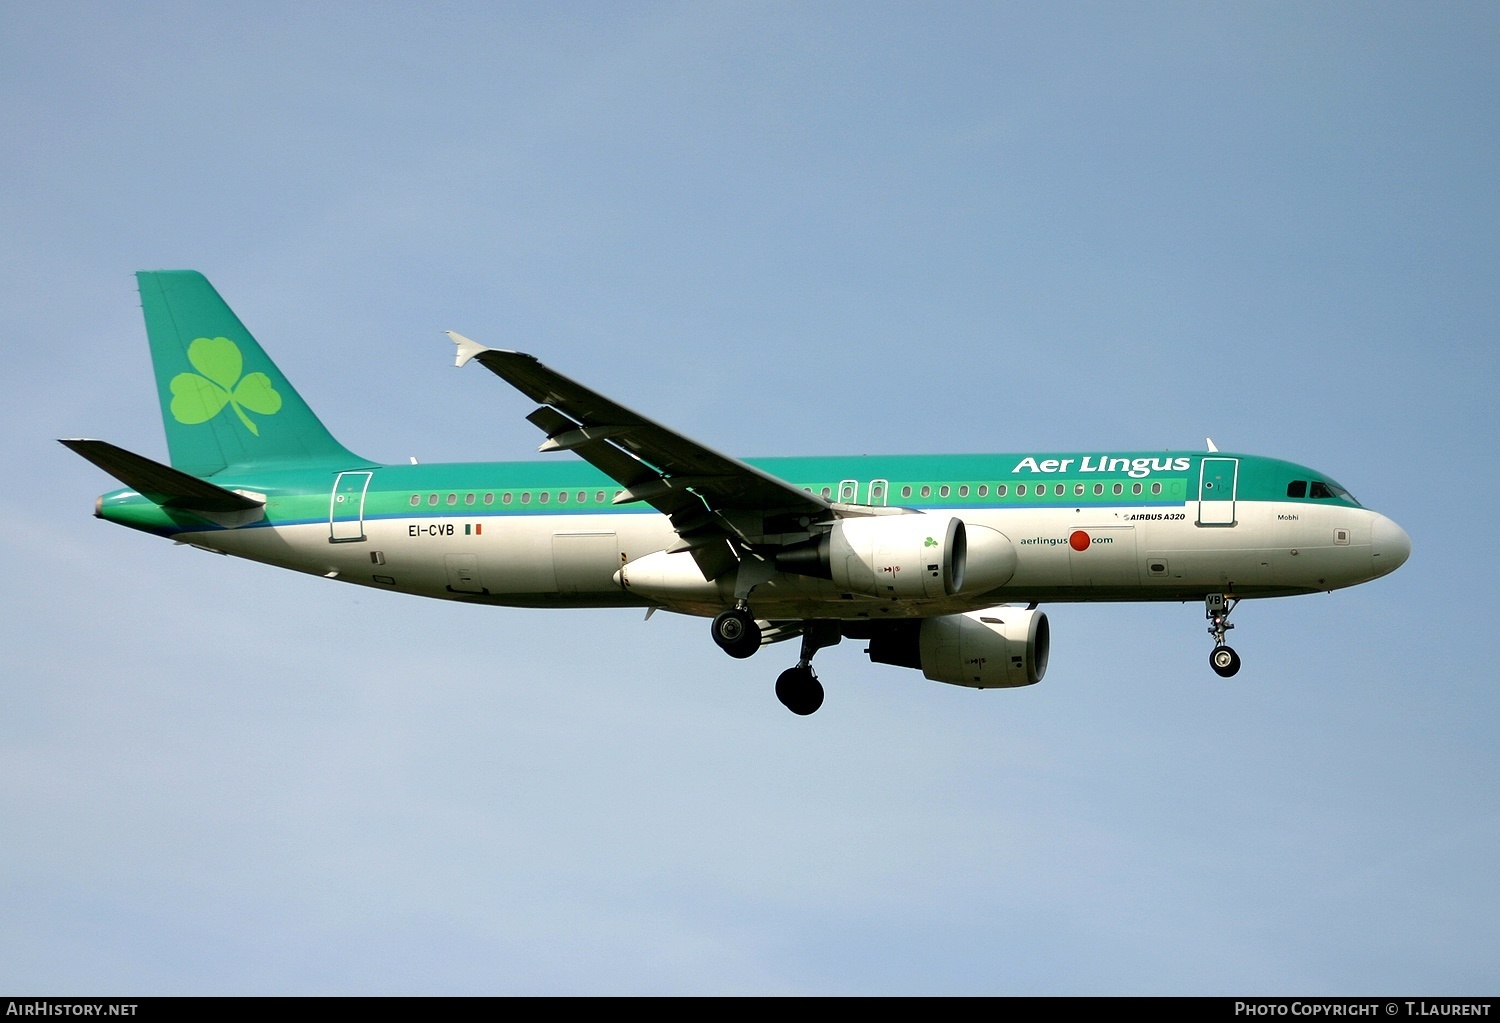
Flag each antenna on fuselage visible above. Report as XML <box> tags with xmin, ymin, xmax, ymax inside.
<box><xmin>1206</xmin><ymin>438</ymin><xmax>1219</xmax><ymax>452</ymax></box>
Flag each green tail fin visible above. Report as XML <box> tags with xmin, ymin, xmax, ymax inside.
<box><xmin>137</xmin><ymin>270</ymin><xmax>366</xmax><ymax>475</ymax></box>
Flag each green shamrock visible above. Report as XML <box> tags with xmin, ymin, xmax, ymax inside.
<box><xmin>924</xmin><ymin>536</ymin><xmax>938</xmax><ymax>547</ymax></box>
<box><xmin>169</xmin><ymin>337</ymin><xmax>282</xmax><ymax>436</ymax></box>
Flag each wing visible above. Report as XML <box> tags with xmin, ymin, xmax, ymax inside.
<box><xmin>451</xmin><ymin>334</ymin><xmax>830</xmax><ymax>579</ymax></box>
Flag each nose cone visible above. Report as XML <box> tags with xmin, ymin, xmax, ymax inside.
<box><xmin>1370</xmin><ymin>513</ymin><xmax>1411</xmax><ymax>577</ymax></box>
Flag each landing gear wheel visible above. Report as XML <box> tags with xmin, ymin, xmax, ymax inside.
<box><xmin>711</xmin><ymin>608</ymin><xmax>761</xmax><ymax>659</ymax></box>
<box><xmin>1210</xmin><ymin>645</ymin><xmax>1241</xmax><ymax>678</ymax></box>
<box><xmin>776</xmin><ymin>666</ymin><xmax>825</xmax><ymax>716</ymax></box>
<box><xmin>1204</xmin><ymin>594</ymin><xmax>1242</xmax><ymax>678</ymax></box>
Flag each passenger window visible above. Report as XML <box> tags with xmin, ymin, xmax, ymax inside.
<box><xmin>1054</xmin><ymin>484</ymin><xmax>1064</xmax><ymax>496</ymax></box>
<box><xmin>540</xmin><ymin>492</ymin><xmax>550</xmax><ymax>504</ymax></box>
<box><xmin>1132</xmin><ymin>482</ymin><xmax>1143</xmax><ymax>495</ymax></box>
<box><xmin>558</xmin><ymin>491</ymin><xmax>568</xmax><ymax>503</ymax></box>
<box><xmin>1093</xmin><ymin>483</ymin><xmax>1103</xmax><ymax>496</ymax></box>
<box><xmin>427</xmin><ymin>494</ymin><xmax>438</xmax><ymax>506</ymax></box>
<box><xmin>1287</xmin><ymin>480</ymin><xmax>1307</xmax><ymax>498</ymax></box>
<box><xmin>920</xmin><ymin>486</ymin><xmax>931</xmax><ymax>498</ymax></box>
<box><xmin>577</xmin><ymin>491</ymin><xmax>586</xmax><ymax>503</ymax></box>
<box><xmin>409</xmin><ymin>495</ymin><xmax>420</xmax><ymax>507</ymax></box>
<box><xmin>1113</xmin><ymin>483</ymin><xmax>1123</xmax><ymax>496</ymax></box>
<box><xmin>446</xmin><ymin>493</ymin><xmax>457</xmax><ymax>506</ymax></box>
<box><xmin>596</xmin><ymin>491</ymin><xmax>606</xmax><ymax>503</ymax></box>
<box><xmin>958</xmin><ymin>485</ymin><xmax>969</xmax><ymax>497</ymax></box>
<box><xmin>1074</xmin><ymin>483</ymin><xmax>1084</xmax><ymax>496</ymax></box>
<box><xmin>521</xmin><ymin>493</ymin><xmax>531</xmax><ymax>504</ymax></box>
<box><xmin>939</xmin><ymin>485</ymin><xmax>950</xmax><ymax>498</ymax></box>
<box><xmin>484</xmin><ymin>493</ymin><xmax>494</xmax><ymax>505</ymax></box>
<box><xmin>821</xmin><ymin>487</ymin><xmax>832</xmax><ymax>499</ymax></box>
<box><xmin>901</xmin><ymin>486</ymin><xmax>912</xmax><ymax>498</ymax></box>
<box><xmin>465</xmin><ymin>493</ymin><xmax>475</xmax><ymax>505</ymax></box>
<box><xmin>1151</xmin><ymin>482</ymin><xmax>1161</xmax><ymax>495</ymax></box>
<box><xmin>1017</xmin><ymin>484</ymin><xmax>1027</xmax><ymax>496</ymax></box>
<box><xmin>978</xmin><ymin>485</ymin><xmax>988</xmax><ymax>497</ymax></box>
<box><xmin>1309</xmin><ymin>481</ymin><xmax>1333</xmax><ymax>499</ymax></box>
<box><xmin>997</xmin><ymin>484</ymin><xmax>1007</xmax><ymax>497</ymax></box>
<box><xmin>502</xmin><ymin>493</ymin><xmax>513</xmax><ymax>505</ymax></box>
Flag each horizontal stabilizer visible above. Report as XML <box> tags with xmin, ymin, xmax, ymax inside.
<box><xmin>60</xmin><ymin>439</ymin><xmax>264</xmax><ymax>512</ymax></box>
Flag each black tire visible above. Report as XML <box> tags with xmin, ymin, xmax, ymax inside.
<box><xmin>775</xmin><ymin>666</ymin><xmax>825</xmax><ymax>716</ymax></box>
<box><xmin>1210</xmin><ymin>645</ymin><xmax>1241</xmax><ymax>678</ymax></box>
<box><xmin>711</xmin><ymin>608</ymin><xmax>761</xmax><ymax>659</ymax></box>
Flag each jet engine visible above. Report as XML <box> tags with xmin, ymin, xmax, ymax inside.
<box><xmin>866</xmin><ymin>606</ymin><xmax>1049</xmax><ymax>688</ymax></box>
<box><xmin>776</xmin><ymin>514</ymin><xmax>1017</xmax><ymax>599</ymax></box>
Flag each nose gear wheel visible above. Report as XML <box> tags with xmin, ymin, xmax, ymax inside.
<box><xmin>1209</xmin><ymin>645</ymin><xmax>1241</xmax><ymax>677</ymax></box>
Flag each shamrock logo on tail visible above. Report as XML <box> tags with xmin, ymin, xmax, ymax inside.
<box><xmin>170</xmin><ymin>337</ymin><xmax>282</xmax><ymax>435</ymax></box>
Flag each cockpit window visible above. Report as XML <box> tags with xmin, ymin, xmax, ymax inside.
<box><xmin>1325</xmin><ymin>480</ymin><xmax>1356</xmax><ymax>503</ymax></box>
<box><xmin>1291</xmin><ymin>476</ymin><xmax>1359</xmax><ymax>504</ymax></box>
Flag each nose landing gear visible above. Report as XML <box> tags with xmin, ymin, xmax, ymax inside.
<box><xmin>1206</xmin><ymin>593</ymin><xmax>1241</xmax><ymax>677</ymax></box>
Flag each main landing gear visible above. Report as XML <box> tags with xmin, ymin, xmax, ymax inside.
<box><xmin>711</xmin><ymin>605</ymin><xmax>761</xmax><ymax>659</ymax></box>
<box><xmin>709</xmin><ymin>609</ymin><xmax>838</xmax><ymax>715</ymax></box>
<box><xmin>775</xmin><ymin>666</ymin><xmax>822</xmax><ymax>716</ymax></box>
<box><xmin>1205</xmin><ymin>593</ymin><xmax>1241</xmax><ymax>678</ymax></box>
<box><xmin>775</xmin><ymin>623</ymin><xmax>839</xmax><ymax>716</ymax></box>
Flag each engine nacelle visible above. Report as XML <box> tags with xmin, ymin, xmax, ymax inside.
<box><xmin>960</xmin><ymin>522</ymin><xmax>1019</xmax><ymax>595</ymax></box>
<box><xmin>867</xmin><ymin>607</ymin><xmax>1049</xmax><ymax>689</ymax></box>
<box><xmin>777</xmin><ymin>514</ymin><xmax>1016</xmax><ymax>599</ymax></box>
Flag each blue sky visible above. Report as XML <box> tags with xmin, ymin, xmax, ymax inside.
<box><xmin>2</xmin><ymin>1</ymin><xmax>1497</xmax><ymax>994</ymax></box>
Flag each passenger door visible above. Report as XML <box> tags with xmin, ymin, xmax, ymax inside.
<box><xmin>1197</xmin><ymin>458</ymin><xmax>1239</xmax><ymax>526</ymax></box>
<box><xmin>330</xmin><ymin>471</ymin><xmax>373</xmax><ymax>542</ymax></box>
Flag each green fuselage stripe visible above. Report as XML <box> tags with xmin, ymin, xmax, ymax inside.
<box><xmin>97</xmin><ymin>450</ymin><xmax>1361</xmax><ymax>537</ymax></box>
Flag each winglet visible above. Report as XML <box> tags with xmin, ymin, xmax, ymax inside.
<box><xmin>448</xmin><ymin>331</ymin><xmax>492</xmax><ymax>368</ymax></box>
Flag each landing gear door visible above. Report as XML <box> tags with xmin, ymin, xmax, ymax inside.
<box><xmin>1197</xmin><ymin>458</ymin><xmax>1238</xmax><ymax>526</ymax></box>
<box><xmin>330</xmin><ymin>471</ymin><xmax>373</xmax><ymax>542</ymax></box>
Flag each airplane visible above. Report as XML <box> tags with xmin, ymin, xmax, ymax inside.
<box><xmin>64</xmin><ymin>271</ymin><xmax>1411</xmax><ymax>715</ymax></box>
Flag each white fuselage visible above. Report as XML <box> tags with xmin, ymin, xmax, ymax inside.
<box><xmin>179</xmin><ymin>497</ymin><xmax>1403</xmax><ymax>619</ymax></box>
